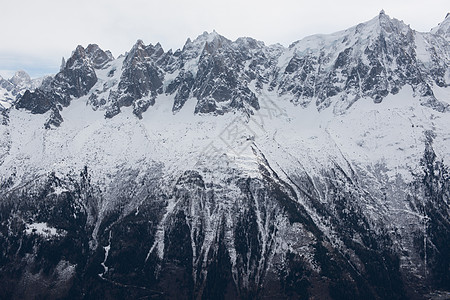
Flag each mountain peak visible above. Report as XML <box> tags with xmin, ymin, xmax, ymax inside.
<box><xmin>65</xmin><ymin>45</ymin><xmax>91</xmax><ymax>70</ymax></box>
<box><xmin>73</xmin><ymin>45</ymin><xmax>86</xmax><ymax>56</ymax></box>
<box><xmin>180</xmin><ymin>30</ymin><xmax>231</xmax><ymax>57</ymax></box>
<box><xmin>235</xmin><ymin>36</ymin><xmax>265</xmax><ymax>50</ymax></box>
<box><xmin>194</xmin><ymin>30</ymin><xmax>226</xmax><ymax>44</ymax></box>
<box><xmin>355</xmin><ymin>10</ymin><xmax>410</xmax><ymax>36</ymax></box>
<box><xmin>134</xmin><ymin>39</ymin><xmax>145</xmax><ymax>48</ymax></box>
<box><xmin>376</xmin><ymin>10</ymin><xmax>403</xmax><ymax>30</ymax></box>
<box><xmin>10</xmin><ymin>70</ymin><xmax>31</xmax><ymax>85</ymax></box>
<box><xmin>431</xmin><ymin>12</ymin><xmax>450</xmax><ymax>40</ymax></box>
<box><xmin>85</xmin><ymin>44</ymin><xmax>114</xmax><ymax>69</ymax></box>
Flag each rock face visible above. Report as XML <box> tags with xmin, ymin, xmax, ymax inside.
<box><xmin>105</xmin><ymin>40</ymin><xmax>165</xmax><ymax>118</ymax></box>
<box><xmin>15</xmin><ymin>44</ymin><xmax>109</xmax><ymax>126</ymax></box>
<box><xmin>0</xmin><ymin>12</ymin><xmax>449</xmax><ymax>300</ymax></box>
<box><xmin>0</xmin><ymin>71</ymin><xmax>43</xmax><ymax>110</ymax></box>
<box><xmin>431</xmin><ymin>12</ymin><xmax>450</xmax><ymax>41</ymax></box>
<box><xmin>11</xmin><ymin>12</ymin><xmax>450</xmax><ymax>122</ymax></box>
<box><xmin>10</xmin><ymin>12</ymin><xmax>450</xmax><ymax>125</ymax></box>
<box><xmin>278</xmin><ymin>12</ymin><xmax>449</xmax><ymax>113</ymax></box>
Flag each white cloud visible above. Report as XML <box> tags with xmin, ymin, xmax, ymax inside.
<box><xmin>0</xmin><ymin>0</ymin><xmax>448</xmax><ymax>78</ymax></box>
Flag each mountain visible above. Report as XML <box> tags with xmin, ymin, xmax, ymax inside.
<box><xmin>432</xmin><ymin>12</ymin><xmax>450</xmax><ymax>41</ymax></box>
<box><xmin>0</xmin><ymin>70</ymin><xmax>45</xmax><ymax>110</ymax></box>
<box><xmin>1</xmin><ymin>12</ymin><xmax>449</xmax><ymax>299</ymax></box>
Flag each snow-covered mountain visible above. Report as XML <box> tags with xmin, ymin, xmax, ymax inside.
<box><xmin>432</xmin><ymin>12</ymin><xmax>450</xmax><ymax>41</ymax></box>
<box><xmin>0</xmin><ymin>11</ymin><xmax>449</xmax><ymax>299</ymax></box>
<box><xmin>0</xmin><ymin>70</ymin><xmax>45</xmax><ymax>110</ymax></box>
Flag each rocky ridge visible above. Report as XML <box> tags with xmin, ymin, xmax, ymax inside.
<box><xmin>12</xmin><ymin>11</ymin><xmax>450</xmax><ymax>126</ymax></box>
<box><xmin>0</xmin><ymin>71</ymin><xmax>44</xmax><ymax>110</ymax></box>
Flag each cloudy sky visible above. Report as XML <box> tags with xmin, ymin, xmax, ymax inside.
<box><xmin>0</xmin><ymin>0</ymin><xmax>448</xmax><ymax>78</ymax></box>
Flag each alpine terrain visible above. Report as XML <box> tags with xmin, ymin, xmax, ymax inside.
<box><xmin>0</xmin><ymin>70</ymin><xmax>45</xmax><ymax>110</ymax></box>
<box><xmin>0</xmin><ymin>11</ymin><xmax>449</xmax><ymax>299</ymax></box>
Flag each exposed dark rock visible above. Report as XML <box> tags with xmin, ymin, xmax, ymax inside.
<box><xmin>85</xmin><ymin>44</ymin><xmax>114</xmax><ymax>69</ymax></box>
<box><xmin>105</xmin><ymin>40</ymin><xmax>164</xmax><ymax>118</ymax></box>
<box><xmin>16</xmin><ymin>89</ymin><xmax>54</xmax><ymax>114</ymax></box>
<box><xmin>15</xmin><ymin>45</ymin><xmax>98</xmax><ymax>126</ymax></box>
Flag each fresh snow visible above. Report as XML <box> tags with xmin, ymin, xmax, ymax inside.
<box><xmin>3</xmin><ymin>80</ymin><xmax>449</xmax><ymax>196</ymax></box>
<box><xmin>25</xmin><ymin>222</ymin><xmax>63</xmax><ymax>238</ymax></box>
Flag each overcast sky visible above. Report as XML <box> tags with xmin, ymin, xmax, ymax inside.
<box><xmin>0</xmin><ymin>0</ymin><xmax>448</xmax><ymax>78</ymax></box>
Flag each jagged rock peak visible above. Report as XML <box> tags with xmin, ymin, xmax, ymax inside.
<box><xmin>374</xmin><ymin>10</ymin><xmax>411</xmax><ymax>35</ymax></box>
<box><xmin>10</xmin><ymin>70</ymin><xmax>31</xmax><ymax>86</ymax></box>
<box><xmin>9</xmin><ymin>11</ymin><xmax>450</xmax><ymax>121</ymax></box>
<box><xmin>202</xmin><ymin>30</ymin><xmax>230</xmax><ymax>43</ymax></box>
<box><xmin>235</xmin><ymin>37</ymin><xmax>265</xmax><ymax>49</ymax></box>
<box><xmin>431</xmin><ymin>12</ymin><xmax>450</xmax><ymax>40</ymax></box>
<box><xmin>125</xmin><ymin>40</ymin><xmax>146</xmax><ymax>62</ymax></box>
<box><xmin>129</xmin><ymin>39</ymin><xmax>163</xmax><ymax>51</ymax></box>
<box><xmin>186</xmin><ymin>30</ymin><xmax>231</xmax><ymax>51</ymax></box>
<box><xmin>60</xmin><ymin>57</ymin><xmax>66</xmax><ymax>71</ymax></box>
<box><xmin>65</xmin><ymin>44</ymin><xmax>113</xmax><ymax>70</ymax></box>
<box><xmin>72</xmin><ymin>45</ymin><xmax>86</xmax><ymax>57</ymax></box>
<box><xmin>64</xmin><ymin>45</ymin><xmax>90</xmax><ymax>70</ymax></box>
<box><xmin>178</xmin><ymin>31</ymin><xmax>230</xmax><ymax>60</ymax></box>
<box><xmin>133</xmin><ymin>39</ymin><xmax>145</xmax><ymax>49</ymax></box>
<box><xmin>196</xmin><ymin>30</ymin><xmax>222</xmax><ymax>42</ymax></box>
<box><xmin>126</xmin><ymin>39</ymin><xmax>165</xmax><ymax>63</ymax></box>
<box><xmin>85</xmin><ymin>44</ymin><xmax>114</xmax><ymax>69</ymax></box>
<box><xmin>15</xmin><ymin>43</ymin><xmax>99</xmax><ymax>119</ymax></box>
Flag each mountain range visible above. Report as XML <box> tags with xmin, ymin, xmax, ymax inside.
<box><xmin>0</xmin><ymin>11</ymin><xmax>449</xmax><ymax>299</ymax></box>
